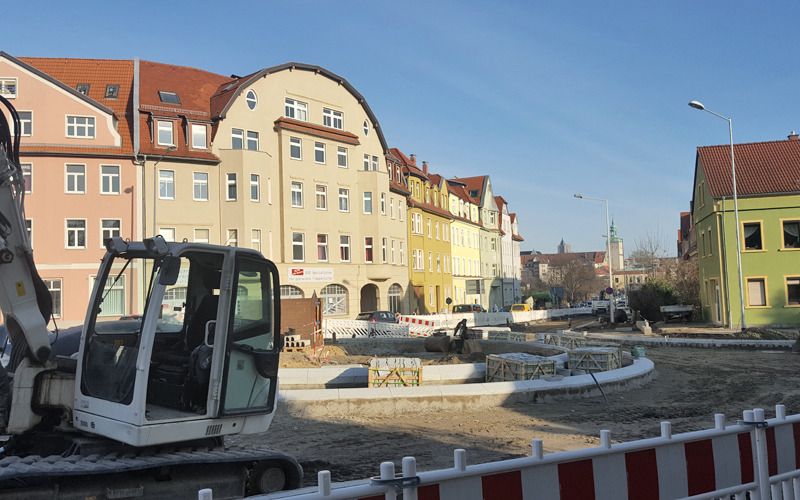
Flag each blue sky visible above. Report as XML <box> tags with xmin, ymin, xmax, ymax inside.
<box><xmin>6</xmin><ymin>1</ymin><xmax>800</xmax><ymax>257</ymax></box>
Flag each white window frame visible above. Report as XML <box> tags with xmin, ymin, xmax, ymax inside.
<box><xmin>191</xmin><ymin>124</ymin><xmax>207</xmax><ymax>149</ymax></box>
<box><xmin>291</xmin><ymin>181</ymin><xmax>303</xmax><ymax>207</ymax></box>
<box><xmin>285</xmin><ymin>98</ymin><xmax>308</xmax><ymax>121</ymax></box>
<box><xmin>18</xmin><ymin>110</ymin><xmax>32</xmax><ymax>136</ymax></box>
<box><xmin>365</xmin><ymin>237</ymin><xmax>374</xmax><ymax>263</ymax></box>
<box><xmin>246</xmin><ymin>130</ymin><xmax>259</xmax><ymax>151</ymax></box>
<box><xmin>372</xmin><ymin>156</ymin><xmax>379</xmax><ymax>171</ymax></box>
<box><xmin>0</xmin><ymin>77</ymin><xmax>17</xmax><ymax>98</ymax></box>
<box><xmin>400</xmin><ymin>242</ymin><xmax>405</xmax><ymax>265</ymax></box>
<box><xmin>340</xmin><ymin>235</ymin><xmax>351</xmax><ymax>262</ymax></box>
<box><xmin>363</xmin><ymin>154</ymin><xmax>370</xmax><ymax>171</ymax></box>
<box><xmin>22</xmin><ymin>163</ymin><xmax>32</xmax><ymax>193</ymax></box>
<box><xmin>226</xmin><ymin>173</ymin><xmax>237</xmax><ymax>201</ymax></box>
<box><xmin>381</xmin><ymin>193</ymin><xmax>386</xmax><ymax>215</ymax></box>
<box><xmin>66</xmin><ymin>115</ymin><xmax>95</xmax><ymax>138</ymax></box>
<box><xmin>250</xmin><ymin>174</ymin><xmax>260</xmax><ymax>202</ymax></box>
<box><xmin>337</xmin><ymin>147</ymin><xmax>348</xmax><ymax>168</ymax></box>
<box><xmin>66</xmin><ymin>164</ymin><xmax>86</xmax><ymax>194</ymax></box>
<box><xmin>290</xmin><ymin>137</ymin><xmax>302</xmax><ymax>160</ymax></box>
<box><xmin>317</xmin><ymin>234</ymin><xmax>329</xmax><ymax>262</ymax></box>
<box><xmin>157</xmin><ymin>120</ymin><xmax>174</xmax><ymax>146</ymax></box>
<box><xmin>66</xmin><ymin>219</ymin><xmax>87</xmax><ymax>249</ymax></box>
<box><xmin>44</xmin><ymin>278</ymin><xmax>62</xmax><ymax>318</ymax></box>
<box><xmin>232</xmin><ymin>128</ymin><xmax>244</xmax><ymax>149</ymax></box>
<box><xmin>159</xmin><ymin>227</ymin><xmax>176</xmax><ymax>242</ymax></box>
<box><xmin>323</xmin><ymin>108</ymin><xmax>343</xmax><ymax>129</ymax></box>
<box><xmin>100</xmin><ymin>165</ymin><xmax>120</xmax><ymax>195</ymax></box>
<box><xmin>316</xmin><ymin>184</ymin><xmax>327</xmax><ymax>210</ymax></box>
<box><xmin>292</xmin><ymin>232</ymin><xmax>305</xmax><ymax>262</ymax></box>
<box><xmin>193</xmin><ymin>172</ymin><xmax>209</xmax><ymax>201</ymax></box>
<box><xmin>100</xmin><ymin>219</ymin><xmax>121</xmax><ymax>247</ymax></box>
<box><xmin>363</xmin><ymin>192</ymin><xmax>373</xmax><ymax>214</ymax></box>
<box><xmin>315</xmin><ymin>142</ymin><xmax>326</xmax><ymax>164</ymax></box>
<box><xmin>339</xmin><ymin>188</ymin><xmax>350</xmax><ymax>212</ymax></box>
<box><xmin>226</xmin><ymin>229</ymin><xmax>238</xmax><ymax>247</ymax></box>
<box><xmin>245</xmin><ymin>89</ymin><xmax>258</xmax><ymax>110</ymax></box>
<box><xmin>194</xmin><ymin>228</ymin><xmax>210</xmax><ymax>243</ymax></box>
<box><xmin>382</xmin><ymin>237</ymin><xmax>388</xmax><ymax>263</ymax></box>
<box><xmin>159</xmin><ymin>170</ymin><xmax>175</xmax><ymax>199</ymax></box>
<box><xmin>251</xmin><ymin>229</ymin><xmax>262</xmax><ymax>252</ymax></box>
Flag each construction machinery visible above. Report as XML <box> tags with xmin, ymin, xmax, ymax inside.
<box><xmin>0</xmin><ymin>95</ymin><xmax>302</xmax><ymax>498</ymax></box>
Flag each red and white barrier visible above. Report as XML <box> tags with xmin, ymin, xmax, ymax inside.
<box><xmin>241</xmin><ymin>405</ymin><xmax>800</xmax><ymax>500</ymax></box>
<box><xmin>399</xmin><ymin>316</ymin><xmax>436</xmax><ymax>337</ymax></box>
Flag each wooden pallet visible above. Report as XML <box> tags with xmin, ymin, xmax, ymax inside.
<box><xmin>568</xmin><ymin>347</ymin><xmax>621</xmax><ymax>372</ymax></box>
<box><xmin>485</xmin><ymin>353</ymin><xmax>557</xmax><ymax>382</ymax></box>
<box><xmin>368</xmin><ymin>358</ymin><xmax>422</xmax><ymax>387</ymax></box>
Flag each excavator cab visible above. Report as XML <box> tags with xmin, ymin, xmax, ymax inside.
<box><xmin>74</xmin><ymin>236</ymin><xmax>282</xmax><ymax>447</ymax></box>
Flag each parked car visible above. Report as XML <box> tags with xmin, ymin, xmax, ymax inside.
<box><xmin>509</xmin><ymin>304</ymin><xmax>531</xmax><ymax>312</ymax></box>
<box><xmin>355</xmin><ymin>311</ymin><xmax>399</xmax><ymax>323</ymax></box>
<box><xmin>452</xmin><ymin>304</ymin><xmax>486</xmax><ymax>313</ymax></box>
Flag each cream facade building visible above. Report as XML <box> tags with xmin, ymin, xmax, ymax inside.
<box><xmin>446</xmin><ymin>179</ymin><xmax>483</xmax><ymax>307</ymax></box>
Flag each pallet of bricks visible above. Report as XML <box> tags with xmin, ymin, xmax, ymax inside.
<box><xmin>487</xmin><ymin>331</ymin><xmax>538</xmax><ymax>342</ymax></box>
<box><xmin>543</xmin><ymin>333</ymin><xmax>586</xmax><ymax>349</ymax></box>
<box><xmin>283</xmin><ymin>333</ymin><xmax>309</xmax><ymax>352</ymax></box>
<box><xmin>567</xmin><ymin>347</ymin><xmax>621</xmax><ymax>372</ymax></box>
<box><xmin>368</xmin><ymin>358</ymin><xmax>422</xmax><ymax>387</ymax></box>
<box><xmin>485</xmin><ymin>353</ymin><xmax>557</xmax><ymax>382</ymax></box>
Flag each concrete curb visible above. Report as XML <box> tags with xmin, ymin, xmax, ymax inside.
<box><xmin>278</xmin><ymin>358</ymin><xmax>655</xmax><ymax>417</ymax></box>
<box><xmin>579</xmin><ymin>332</ymin><xmax>796</xmax><ymax>349</ymax></box>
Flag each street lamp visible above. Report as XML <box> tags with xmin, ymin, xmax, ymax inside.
<box><xmin>152</xmin><ymin>146</ymin><xmax>177</xmax><ymax>237</ymax></box>
<box><xmin>689</xmin><ymin>101</ymin><xmax>746</xmax><ymax>330</ymax></box>
<box><xmin>574</xmin><ymin>193</ymin><xmax>614</xmax><ymax>324</ymax></box>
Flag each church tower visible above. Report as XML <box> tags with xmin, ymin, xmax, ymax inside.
<box><xmin>608</xmin><ymin>220</ymin><xmax>624</xmax><ymax>272</ymax></box>
<box><xmin>557</xmin><ymin>238</ymin><xmax>571</xmax><ymax>254</ymax></box>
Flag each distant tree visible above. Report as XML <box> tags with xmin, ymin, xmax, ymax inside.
<box><xmin>630</xmin><ymin>226</ymin><xmax>670</xmax><ymax>274</ymax></box>
<box><xmin>662</xmin><ymin>255</ymin><xmax>701</xmax><ymax>311</ymax></box>
<box><xmin>542</xmin><ymin>255</ymin><xmax>602</xmax><ymax>303</ymax></box>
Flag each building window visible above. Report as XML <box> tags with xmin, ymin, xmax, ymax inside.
<box><xmin>192</xmin><ymin>124</ymin><xmax>207</xmax><ymax>149</ymax></box>
<box><xmin>194</xmin><ymin>228</ymin><xmax>209</xmax><ymax>243</ymax></box>
<box><xmin>746</xmin><ymin>278</ymin><xmax>767</xmax><ymax>307</ymax></box>
<box><xmin>399</xmin><ymin>201</ymin><xmax>404</xmax><ymax>222</ymax></box>
<box><xmin>76</xmin><ymin>83</ymin><xmax>90</xmax><ymax>95</ymax></box>
<box><xmin>25</xmin><ymin>219</ymin><xmax>31</xmax><ymax>246</ymax></box>
<box><xmin>159</xmin><ymin>228</ymin><xmax>175</xmax><ymax>242</ymax></box>
<box><xmin>372</xmin><ymin>156</ymin><xmax>378</xmax><ymax>171</ymax></box>
<box><xmin>0</xmin><ymin>78</ymin><xmax>17</xmax><ymax>98</ymax></box>
<box><xmin>21</xmin><ymin>163</ymin><xmax>32</xmax><ymax>193</ymax></box>
<box><xmin>382</xmin><ymin>238</ymin><xmax>388</xmax><ymax>263</ymax></box>
<box><xmin>246</xmin><ymin>130</ymin><xmax>259</xmax><ymax>151</ymax></box>
<box><xmin>428</xmin><ymin>252</ymin><xmax>433</xmax><ymax>272</ymax></box>
<box><xmin>317</xmin><ymin>234</ymin><xmax>328</xmax><ymax>262</ymax></box>
<box><xmin>743</xmin><ymin>222</ymin><xmax>763</xmax><ymax>250</ymax></box>
<box><xmin>388</xmin><ymin>284</ymin><xmax>402</xmax><ymax>313</ymax></box>
<box><xmin>157</xmin><ymin>90</ymin><xmax>178</xmax><ymax>103</ymax></box>
<box><xmin>291</xmin><ymin>181</ymin><xmax>303</xmax><ymax>207</ymax></box>
<box><xmin>787</xmin><ymin>277</ymin><xmax>800</xmax><ymax>306</ymax></box>
<box><xmin>66</xmin><ymin>219</ymin><xmax>86</xmax><ymax>249</ymax></box>
<box><xmin>45</xmin><ymin>278</ymin><xmax>62</xmax><ymax>318</ymax></box>
<box><xmin>290</xmin><ymin>137</ymin><xmax>302</xmax><ymax>159</ymax></box>
<box><xmin>157</xmin><ymin>120</ymin><xmax>173</xmax><ymax>146</ymax></box>
<box><xmin>194</xmin><ymin>172</ymin><xmax>208</xmax><ymax>201</ymax></box>
<box><xmin>337</xmin><ymin>147</ymin><xmax>348</xmax><ymax>168</ymax></box>
<box><xmin>436</xmin><ymin>252</ymin><xmax>441</xmax><ymax>272</ymax></box>
<box><xmin>280</xmin><ymin>285</ymin><xmax>304</xmax><ymax>299</ymax></box>
<box><xmin>429</xmin><ymin>286</ymin><xmax>434</xmax><ymax>306</ymax></box>
<box><xmin>340</xmin><ymin>235</ymin><xmax>351</xmax><ymax>262</ymax></box>
<box><xmin>285</xmin><ymin>98</ymin><xmax>308</xmax><ymax>121</ymax></box>
<box><xmin>391</xmin><ymin>240</ymin><xmax>396</xmax><ymax>264</ymax></box>
<box><xmin>100</xmin><ymin>165</ymin><xmax>120</xmax><ymax>195</ymax></box>
<box><xmin>427</xmin><ymin>218</ymin><xmax>431</xmax><ymax>238</ymax></box>
<box><xmin>292</xmin><ymin>232</ymin><xmax>304</xmax><ymax>262</ymax></box>
<box><xmin>400</xmin><ymin>242</ymin><xmax>405</xmax><ymax>265</ymax></box>
<box><xmin>315</xmin><ymin>142</ymin><xmax>326</xmax><ymax>164</ymax></box>
<box><xmin>363</xmin><ymin>154</ymin><xmax>370</xmax><ymax>171</ymax></box>
<box><xmin>363</xmin><ymin>192</ymin><xmax>373</xmax><ymax>214</ymax></box>
<box><xmin>783</xmin><ymin>220</ymin><xmax>800</xmax><ymax>249</ymax></box>
<box><xmin>381</xmin><ymin>193</ymin><xmax>386</xmax><ymax>215</ymax></box>
<box><xmin>159</xmin><ymin>170</ymin><xmax>174</xmax><ymax>199</ymax></box>
<box><xmin>245</xmin><ymin>89</ymin><xmax>258</xmax><ymax>110</ymax></box>
<box><xmin>67</xmin><ymin>116</ymin><xmax>95</xmax><ymax>138</ymax></box>
<box><xmin>390</xmin><ymin>199</ymin><xmax>395</xmax><ymax>219</ymax></box>
<box><xmin>323</xmin><ymin>108</ymin><xmax>343</xmax><ymax>129</ymax></box>
<box><xmin>320</xmin><ymin>284</ymin><xmax>347</xmax><ymax>317</ymax></box>
<box><xmin>363</xmin><ymin>120</ymin><xmax>369</xmax><ymax>136</ymax></box>
<box><xmin>101</xmin><ymin>219</ymin><xmax>120</xmax><ymax>246</ymax></box>
<box><xmin>226</xmin><ymin>229</ymin><xmax>238</xmax><ymax>247</ymax></box>
<box><xmin>226</xmin><ymin>173</ymin><xmax>237</xmax><ymax>201</ymax></box>
<box><xmin>365</xmin><ymin>237</ymin><xmax>374</xmax><ymax>263</ymax></box>
<box><xmin>66</xmin><ymin>164</ymin><xmax>86</xmax><ymax>193</ymax></box>
<box><xmin>338</xmin><ymin>188</ymin><xmax>350</xmax><ymax>212</ymax></box>
<box><xmin>251</xmin><ymin>229</ymin><xmax>261</xmax><ymax>252</ymax></box>
<box><xmin>232</xmin><ymin>128</ymin><xmax>244</xmax><ymax>149</ymax></box>
<box><xmin>248</xmin><ymin>174</ymin><xmax>260</xmax><ymax>202</ymax></box>
<box><xmin>18</xmin><ymin>111</ymin><xmax>32</xmax><ymax>136</ymax></box>
<box><xmin>316</xmin><ymin>185</ymin><xmax>327</xmax><ymax>210</ymax></box>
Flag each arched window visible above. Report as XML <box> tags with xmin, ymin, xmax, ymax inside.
<box><xmin>320</xmin><ymin>284</ymin><xmax>348</xmax><ymax>316</ymax></box>
<box><xmin>280</xmin><ymin>285</ymin><xmax>304</xmax><ymax>299</ymax></box>
<box><xmin>388</xmin><ymin>283</ymin><xmax>402</xmax><ymax>313</ymax></box>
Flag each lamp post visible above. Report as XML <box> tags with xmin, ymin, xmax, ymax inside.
<box><xmin>689</xmin><ymin>101</ymin><xmax>746</xmax><ymax>330</ymax></box>
<box><xmin>152</xmin><ymin>146</ymin><xmax>177</xmax><ymax>237</ymax></box>
<box><xmin>574</xmin><ymin>194</ymin><xmax>614</xmax><ymax>324</ymax></box>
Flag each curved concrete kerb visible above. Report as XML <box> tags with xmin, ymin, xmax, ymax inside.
<box><xmin>278</xmin><ymin>358</ymin><xmax>655</xmax><ymax>418</ymax></box>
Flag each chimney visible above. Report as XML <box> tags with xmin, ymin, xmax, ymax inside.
<box><xmin>422</xmin><ymin>161</ymin><xmax>428</xmax><ymax>176</ymax></box>
<box><xmin>409</xmin><ymin>154</ymin><xmax>417</xmax><ymax>166</ymax></box>
<box><xmin>789</xmin><ymin>131</ymin><xmax>799</xmax><ymax>141</ymax></box>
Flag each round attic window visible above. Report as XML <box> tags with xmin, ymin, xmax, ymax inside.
<box><xmin>246</xmin><ymin>89</ymin><xmax>258</xmax><ymax>110</ymax></box>
<box><xmin>363</xmin><ymin>120</ymin><xmax>370</xmax><ymax>136</ymax></box>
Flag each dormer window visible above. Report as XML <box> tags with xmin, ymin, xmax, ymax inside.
<box><xmin>0</xmin><ymin>78</ymin><xmax>17</xmax><ymax>98</ymax></box>
<box><xmin>158</xmin><ymin>91</ymin><xmax>181</xmax><ymax>105</ymax></box>
<box><xmin>76</xmin><ymin>84</ymin><xmax>90</xmax><ymax>95</ymax></box>
<box><xmin>105</xmin><ymin>85</ymin><xmax>119</xmax><ymax>99</ymax></box>
<box><xmin>323</xmin><ymin>108</ymin><xmax>343</xmax><ymax>130</ymax></box>
<box><xmin>285</xmin><ymin>98</ymin><xmax>307</xmax><ymax>121</ymax></box>
<box><xmin>469</xmin><ymin>189</ymin><xmax>479</xmax><ymax>197</ymax></box>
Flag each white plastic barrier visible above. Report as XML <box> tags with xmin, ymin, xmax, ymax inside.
<box><xmin>237</xmin><ymin>405</ymin><xmax>800</xmax><ymax>500</ymax></box>
<box><xmin>323</xmin><ymin>319</ymin><xmax>409</xmax><ymax>339</ymax></box>
<box><xmin>398</xmin><ymin>316</ymin><xmax>437</xmax><ymax>337</ymax></box>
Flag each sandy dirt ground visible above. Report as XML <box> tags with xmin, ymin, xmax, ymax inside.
<box><xmin>230</xmin><ymin>320</ymin><xmax>800</xmax><ymax>487</ymax></box>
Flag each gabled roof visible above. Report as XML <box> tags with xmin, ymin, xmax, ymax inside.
<box><xmin>454</xmin><ymin>176</ymin><xmax>488</xmax><ymax>202</ymax></box>
<box><xmin>696</xmin><ymin>136</ymin><xmax>800</xmax><ymax>198</ymax></box>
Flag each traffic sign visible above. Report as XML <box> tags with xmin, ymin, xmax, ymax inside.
<box><xmin>605</xmin><ymin>287</ymin><xmax>614</xmax><ymax>295</ymax></box>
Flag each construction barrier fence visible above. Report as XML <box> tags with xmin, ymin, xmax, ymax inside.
<box><xmin>236</xmin><ymin>405</ymin><xmax>800</xmax><ymax>500</ymax></box>
<box><xmin>323</xmin><ymin>319</ymin><xmax>410</xmax><ymax>339</ymax></box>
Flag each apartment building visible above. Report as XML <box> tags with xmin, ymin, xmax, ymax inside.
<box><xmin>446</xmin><ymin>179</ymin><xmax>484</xmax><ymax>307</ymax></box>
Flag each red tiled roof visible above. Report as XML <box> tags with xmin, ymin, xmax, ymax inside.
<box><xmin>274</xmin><ymin>117</ymin><xmax>361</xmax><ymax>145</ymax></box>
<box><xmin>20</xmin><ymin>56</ymin><xmax>135</xmax><ymax>156</ymax></box>
<box><xmin>454</xmin><ymin>176</ymin><xmax>487</xmax><ymax>199</ymax></box>
<box><xmin>697</xmin><ymin>137</ymin><xmax>800</xmax><ymax>198</ymax></box>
